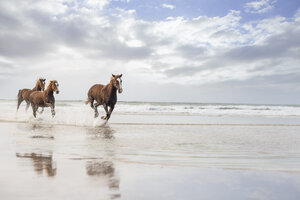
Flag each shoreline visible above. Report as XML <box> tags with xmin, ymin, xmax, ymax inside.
<box><xmin>1</xmin><ymin>119</ymin><xmax>300</xmax><ymax>127</ymax></box>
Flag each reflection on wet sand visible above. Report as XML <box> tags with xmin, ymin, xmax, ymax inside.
<box><xmin>16</xmin><ymin>153</ymin><xmax>57</xmax><ymax>177</ymax></box>
<box><xmin>26</xmin><ymin>123</ymin><xmax>54</xmax><ymax>131</ymax></box>
<box><xmin>87</xmin><ymin>125</ymin><xmax>115</xmax><ymax>139</ymax></box>
<box><xmin>17</xmin><ymin>123</ymin><xmax>55</xmax><ymax>139</ymax></box>
<box><xmin>86</xmin><ymin>160</ymin><xmax>120</xmax><ymax>199</ymax></box>
<box><xmin>30</xmin><ymin>124</ymin><xmax>55</xmax><ymax>140</ymax></box>
<box><xmin>30</xmin><ymin>135</ymin><xmax>54</xmax><ymax>139</ymax></box>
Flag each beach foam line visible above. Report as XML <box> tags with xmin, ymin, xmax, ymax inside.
<box><xmin>94</xmin><ymin>157</ymin><xmax>300</xmax><ymax>173</ymax></box>
<box><xmin>1</xmin><ymin>119</ymin><xmax>300</xmax><ymax>127</ymax></box>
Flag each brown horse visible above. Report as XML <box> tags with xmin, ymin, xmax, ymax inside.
<box><xmin>29</xmin><ymin>80</ymin><xmax>59</xmax><ymax>118</ymax></box>
<box><xmin>85</xmin><ymin>74</ymin><xmax>123</xmax><ymax>120</ymax></box>
<box><xmin>17</xmin><ymin>78</ymin><xmax>46</xmax><ymax>111</ymax></box>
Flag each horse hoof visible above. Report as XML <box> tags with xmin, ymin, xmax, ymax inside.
<box><xmin>94</xmin><ymin>113</ymin><xmax>99</xmax><ymax>118</ymax></box>
<box><xmin>101</xmin><ymin>116</ymin><xmax>106</xmax><ymax>120</ymax></box>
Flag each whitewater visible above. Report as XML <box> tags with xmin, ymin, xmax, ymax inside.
<box><xmin>1</xmin><ymin>100</ymin><xmax>300</xmax><ymax>126</ymax></box>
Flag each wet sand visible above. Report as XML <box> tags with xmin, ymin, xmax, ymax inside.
<box><xmin>1</xmin><ymin>119</ymin><xmax>300</xmax><ymax>199</ymax></box>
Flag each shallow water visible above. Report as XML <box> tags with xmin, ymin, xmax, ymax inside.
<box><xmin>1</xmin><ymin>100</ymin><xmax>300</xmax><ymax>199</ymax></box>
<box><xmin>7</xmin><ymin>122</ymin><xmax>300</xmax><ymax>172</ymax></box>
<box><xmin>0</xmin><ymin>121</ymin><xmax>300</xmax><ymax>199</ymax></box>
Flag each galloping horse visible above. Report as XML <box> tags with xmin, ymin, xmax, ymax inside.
<box><xmin>85</xmin><ymin>74</ymin><xmax>123</xmax><ymax>121</ymax></box>
<box><xmin>17</xmin><ymin>78</ymin><xmax>46</xmax><ymax>111</ymax></box>
<box><xmin>29</xmin><ymin>80</ymin><xmax>59</xmax><ymax>118</ymax></box>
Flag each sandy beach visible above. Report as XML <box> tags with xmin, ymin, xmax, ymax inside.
<box><xmin>1</xmin><ymin>100</ymin><xmax>300</xmax><ymax>200</ymax></box>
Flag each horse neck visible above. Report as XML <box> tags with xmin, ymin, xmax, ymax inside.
<box><xmin>44</xmin><ymin>85</ymin><xmax>54</xmax><ymax>97</ymax></box>
<box><xmin>106</xmin><ymin>81</ymin><xmax>117</xmax><ymax>99</ymax></box>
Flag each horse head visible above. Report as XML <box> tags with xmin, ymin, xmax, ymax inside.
<box><xmin>111</xmin><ymin>74</ymin><xmax>123</xmax><ymax>93</ymax></box>
<box><xmin>47</xmin><ymin>80</ymin><xmax>60</xmax><ymax>94</ymax></box>
<box><xmin>36</xmin><ymin>78</ymin><xmax>46</xmax><ymax>91</ymax></box>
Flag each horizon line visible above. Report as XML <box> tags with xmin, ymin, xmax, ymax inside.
<box><xmin>1</xmin><ymin>98</ymin><xmax>300</xmax><ymax>106</ymax></box>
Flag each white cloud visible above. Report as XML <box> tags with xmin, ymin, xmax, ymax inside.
<box><xmin>295</xmin><ymin>8</ymin><xmax>300</xmax><ymax>20</ymax></box>
<box><xmin>244</xmin><ymin>0</ymin><xmax>277</xmax><ymax>14</ymax></box>
<box><xmin>162</xmin><ymin>4</ymin><xmax>175</xmax><ymax>10</ymax></box>
<box><xmin>0</xmin><ymin>0</ymin><xmax>299</xmax><ymax>103</ymax></box>
<box><xmin>85</xmin><ymin>0</ymin><xmax>110</xmax><ymax>9</ymax></box>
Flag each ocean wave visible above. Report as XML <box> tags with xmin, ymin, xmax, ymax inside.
<box><xmin>1</xmin><ymin>119</ymin><xmax>300</xmax><ymax>127</ymax></box>
<box><xmin>218</xmin><ymin>107</ymin><xmax>243</xmax><ymax>110</ymax></box>
<box><xmin>1</xmin><ymin>100</ymin><xmax>300</xmax><ymax>118</ymax></box>
<box><xmin>116</xmin><ymin>103</ymin><xmax>300</xmax><ymax>117</ymax></box>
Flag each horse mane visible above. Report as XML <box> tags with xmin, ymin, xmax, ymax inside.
<box><xmin>108</xmin><ymin>77</ymin><xmax>115</xmax><ymax>84</ymax></box>
<box><xmin>45</xmin><ymin>80</ymin><xmax>56</xmax><ymax>91</ymax></box>
<box><xmin>103</xmin><ymin>77</ymin><xmax>116</xmax><ymax>90</ymax></box>
<box><xmin>34</xmin><ymin>78</ymin><xmax>40</xmax><ymax>86</ymax></box>
<box><xmin>32</xmin><ymin>77</ymin><xmax>45</xmax><ymax>90</ymax></box>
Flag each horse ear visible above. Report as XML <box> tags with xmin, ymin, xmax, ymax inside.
<box><xmin>119</xmin><ymin>74</ymin><xmax>122</xmax><ymax>78</ymax></box>
<box><xmin>112</xmin><ymin>74</ymin><xmax>115</xmax><ymax>78</ymax></box>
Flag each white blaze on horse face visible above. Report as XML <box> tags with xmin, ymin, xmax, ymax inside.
<box><xmin>118</xmin><ymin>78</ymin><xmax>123</xmax><ymax>93</ymax></box>
<box><xmin>55</xmin><ymin>82</ymin><xmax>60</xmax><ymax>94</ymax></box>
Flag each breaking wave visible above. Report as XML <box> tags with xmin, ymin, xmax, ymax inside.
<box><xmin>1</xmin><ymin>100</ymin><xmax>300</xmax><ymax>126</ymax></box>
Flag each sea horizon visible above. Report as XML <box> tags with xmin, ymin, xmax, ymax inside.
<box><xmin>2</xmin><ymin>98</ymin><xmax>300</xmax><ymax>107</ymax></box>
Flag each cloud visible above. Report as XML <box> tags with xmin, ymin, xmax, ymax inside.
<box><xmin>137</xmin><ymin>10</ymin><xmax>300</xmax><ymax>87</ymax></box>
<box><xmin>0</xmin><ymin>0</ymin><xmax>299</xmax><ymax>103</ymax></box>
<box><xmin>161</xmin><ymin>4</ymin><xmax>175</xmax><ymax>10</ymax></box>
<box><xmin>244</xmin><ymin>0</ymin><xmax>277</xmax><ymax>14</ymax></box>
<box><xmin>85</xmin><ymin>0</ymin><xmax>110</xmax><ymax>10</ymax></box>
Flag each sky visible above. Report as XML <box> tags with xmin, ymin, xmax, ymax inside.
<box><xmin>0</xmin><ymin>0</ymin><xmax>300</xmax><ymax>104</ymax></box>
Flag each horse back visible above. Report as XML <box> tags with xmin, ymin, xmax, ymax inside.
<box><xmin>23</xmin><ymin>90</ymin><xmax>35</xmax><ymax>100</ymax></box>
<box><xmin>18</xmin><ymin>88</ymin><xmax>30</xmax><ymax>99</ymax></box>
<box><xmin>88</xmin><ymin>84</ymin><xmax>104</xmax><ymax>98</ymax></box>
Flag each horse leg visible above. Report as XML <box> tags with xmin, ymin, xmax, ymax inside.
<box><xmin>31</xmin><ymin>104</ymin><xmax>37</xmax><ymax>118</ymax></box>
<box><xmin>17</xmin><ymin>97</ymin><xmax>23</xmax><ymax>111</ymax></box>
<box><xmin>93</xmin><ymin>102</ymin><xmax>101</xmax><ymax>118</ymax></box>
<box><xmin>51</xmin><ymin>106</ymin><xmax>55</xmax><ymax>117</ymax></box>
<box><xmin>46</xmin><ymin>103</ymin><xmax>55</xmax><ymax>117</ymax></box>
<box><xmin>106</xmin><ymin>105</ymin><xmax>115</xmax><ymax>121</ymax></box>
<box><xmin>101</xmin><ymin>104</ymin><xmax>110</xmax><ymax>120</ymax></box>
<box><xmin>25</xmin><ymin>100</ymin><xmax>30</xmax><ymax>111</ymax></box>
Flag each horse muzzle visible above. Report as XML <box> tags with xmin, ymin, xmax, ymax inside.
<box><xmin>118</xmin><ymin>88</ymin><xmax>123</xmax><ymax>94</ymax></box>
<box><xmin>56</xmin><ymin>90</ymin><xmax>60</xmax><ymax>94</ymax></box>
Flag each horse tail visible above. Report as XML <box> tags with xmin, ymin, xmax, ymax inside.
<box><xmin>17</xmin><ymin>90</ymin><xmax>22</xmax><ymax>111</ymax></box>
<box><xmin>17</xmin><ymin>89</ymin><xmax>22</xmax><ymax>98</ymax></box>
<box><xmin>84</xmin><ymin>98</ymin><xmax>90</xmax><ymax>105</ymax></box>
